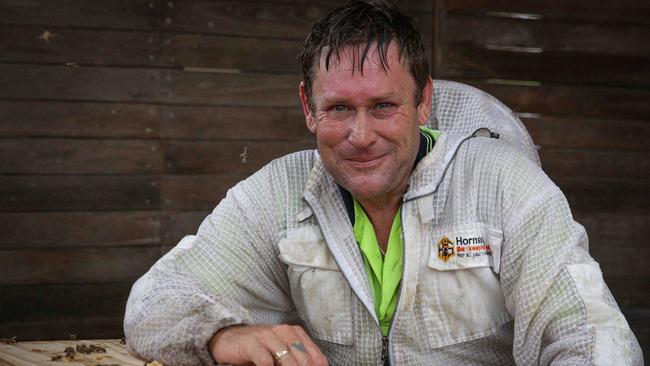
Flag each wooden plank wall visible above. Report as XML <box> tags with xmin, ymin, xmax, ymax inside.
<box><xmin>2</xmin><ymin>0</ymin><xmax>647</xmax><ymax>356</ymax></box>
<box><xmin>432</xmin><ymin>0</ymin><xmax>650</xmax><ymax>357</ymax></box>
<box><xmin>0</xmin><ymin>0</ymin><xmax>433</xmax><ymax>340</ymax></box>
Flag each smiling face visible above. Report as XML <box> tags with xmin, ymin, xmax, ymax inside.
<box><xmin>300</xmin><ymin>42</ymin><xmax>432</xmax><ymax>204</ymax></box>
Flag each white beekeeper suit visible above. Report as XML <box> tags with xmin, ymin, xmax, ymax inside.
<box><xmin>124</xmin><ymin>81</ymin><xmax>643</xmax><ymax>365</ymax></box>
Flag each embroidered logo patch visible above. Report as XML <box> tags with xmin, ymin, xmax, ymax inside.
<box><xmin>455</xmin><ymin>236</ymin><xmax>492</xmax><ymax>259</ymax></box>
<box><xmin>437</xmin><ymin>236</ymin><xmax>456</xmax><ymax>262</ymax></box>
<box><xmin>429</xmin><ymin>224</ymin><xmax>502</xmax><ymax>271</ymax></box>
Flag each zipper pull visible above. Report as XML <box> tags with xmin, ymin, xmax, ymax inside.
<box><xmin>471</xmin><ymin>127</ymin><xmax>499</xmax><ymax>139</ymax></box>
<box><xmin>381</xmin><ymin>336</ymin><xmax>389</xmax><ymax>365</ymax></box>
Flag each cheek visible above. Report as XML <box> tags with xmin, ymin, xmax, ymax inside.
<box><xmin>316</xmin><ymin>122</ymin><xmax>349</xmax><ymax>147</ymax></box>
<box><xmin>382</xmin><ymin>119</ymin><xmax>418</xmax><ymax>145</ymax></box>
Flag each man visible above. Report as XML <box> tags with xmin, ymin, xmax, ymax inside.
<box><xmin>124</xmin><ymin>1</ymin><xmax>642</xmax><ymax>365</ymax></box>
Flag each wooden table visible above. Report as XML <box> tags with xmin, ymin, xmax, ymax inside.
<box><xmin>0</xmin><ymin>339</ymin><xmax>157</xmax><ymax>366</ymax></box>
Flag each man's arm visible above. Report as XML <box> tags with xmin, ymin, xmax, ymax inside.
<box><xmin>497</xmin><ymin>151</ymin><xmax>643</xmax><ymax>365</ymax></box>
<box><xmin>124</xmin><ymin>161</ymin><xmax>325</xmax><ymax>365</ymax></box>
<box><xmin>124</xmin><ymin>236</ymin><xmax>249</xmax><ymax>365</ymax></box>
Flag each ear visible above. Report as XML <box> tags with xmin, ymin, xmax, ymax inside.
<box><xmin>417</xmin><ymin>77</ymin><xmax>433</xmax><ymax>126</ymax></box>
<box><xmin>299</xmin><ymin>81</ymin><xmax>317</xmax><ymax>133</ymax></box>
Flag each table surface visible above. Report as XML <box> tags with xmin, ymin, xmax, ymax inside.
<box><xmin>0</xmin><ymin>339</ymin><xmax>156</xmax><ymax>366</ymax></box>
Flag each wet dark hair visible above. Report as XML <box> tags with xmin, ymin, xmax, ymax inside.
<box><xmin>298</xmin><ymin>0</ymin><xmax>429</xmax><ymax>110</ymax></box>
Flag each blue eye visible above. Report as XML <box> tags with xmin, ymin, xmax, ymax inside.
<box><xmin>333</xmin><ymin>105</ymin><xmax>348</xmax><ymax>112</ymax></box>
<box><xmin>376</xmin><ymin>102</ymin><xmax>394</xmax><ymax>109</ymax></box>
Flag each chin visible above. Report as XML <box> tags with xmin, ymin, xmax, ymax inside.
<box><xmin>330</xmin><ymin>165</ymin><xmax>396</xmax><ymax>198</ymax></box>
<box><xmin>343</xmin><ymin>181</ymin><xmax>389</xmax><ymax>200</ymax></box>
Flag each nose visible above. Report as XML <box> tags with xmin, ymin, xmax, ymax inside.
<box><xmin>348</xmin><ymin>111</ymin><xmax>375</xmax><ymax>148</ymax></box>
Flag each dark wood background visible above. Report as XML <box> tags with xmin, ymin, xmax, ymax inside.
<box><xmin>432</xmin><ymin>0</ymin><xmax>650</xmax><ymax>358</ymax></box>
<box><xmin>0</xmin><ymin>0</ymin><xmax>647</xmax><ymax>358</ymax></box>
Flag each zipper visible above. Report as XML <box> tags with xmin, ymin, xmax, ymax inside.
<box><xmin>386</xmin><ymin>128</ymin><xmax>498</xmax><ymax>364</ymax></box>
<box><xmin>381</xmin><ymin>336</ymin><xmax>389</xmax><ymax>365</ymax></box>
<box><xmin>385</xmin><ymin>206</ymin><xmax>408</xmax><ymax>366</ymax></box>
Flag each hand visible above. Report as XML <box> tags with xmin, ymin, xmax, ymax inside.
<box><xmin>209</xmin><ymin>324</ymin><xmax>328</xmax><ymax>366</ymax></box>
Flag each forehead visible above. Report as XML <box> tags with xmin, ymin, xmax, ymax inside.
<box><xmin>317</xmin><ymin>40</ymin><xmax>403</xmax><ymax>70</ymax></box>
<box><xmin>312</xmin><ymin>42</ymin><xmax>414</xmax><ymax>93</ymax></box>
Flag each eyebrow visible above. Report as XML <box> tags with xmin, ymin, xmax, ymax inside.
<box><xmin>369</xmin><ymin>92</ymin><xmax>400</xmax><ymax>102</ymax></box>
<box><xmin>319</xmin><ymin>91</ymin><xmax>401</xmax><ymax>106</ymax></box>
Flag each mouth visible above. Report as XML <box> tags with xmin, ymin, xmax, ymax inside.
<box><xmin>345</xmin><ymin>154</ymin><xmax>387</xmax><ymax>169</ymax></box>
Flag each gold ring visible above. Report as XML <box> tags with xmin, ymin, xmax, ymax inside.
<box><xmin>273</xmin><ymin>349</ymin><xmax>290</xmax><ymax>362</ymax></box>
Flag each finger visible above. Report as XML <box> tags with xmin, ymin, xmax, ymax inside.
<box><xmin>243</xmin><ymin>342</ymin><xmax>274</xmax><ymax>366</ymax></box>
<box><xmin>289</xmin><ymin>341</ymin><xmax>311</xmax><ymax>366</ymax></box>
<box><xmin>218</xmin><ymin>332</ymin><xmax>273</xmax><ymax>366</ymax></box>
<box><xmin>268</xmin><ymin>348</ymin><xmax>292</xmax><ymax>366</ymax></box>
<box><xmin>269</xmin><ymin>348</ymin><xmax>298</xmax><ymax>366</ymax></box>
<box><xmin>254</xmin><ymin>327</ymin><xmax>299</xmax><ymax>366</ymax></box>
<box><xmin>290</xmin><ymin>326</ymin><xmax>328</xmax><ymax>366</ymax></box>
<box><xmin>273</xmin><ymin>326</ymin><xmax>313</xmax><ymax>366</ymax></box>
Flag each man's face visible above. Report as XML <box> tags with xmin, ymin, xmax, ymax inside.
<box><xmin>300</xmin><ymin>42</ymin><xmax>432</xmax><ymax>202</ymax></box>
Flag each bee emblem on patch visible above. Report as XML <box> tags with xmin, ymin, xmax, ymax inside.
<box><xmin>437</xmin><ymin>236</ymin><xmax>455</xmax><ymax>262</ymax></box>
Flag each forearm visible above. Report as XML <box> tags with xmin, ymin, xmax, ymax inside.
<box><xmin>537</xmin><ymin>262</ymin><xmax>642</xmax><ymax>365</ymax></box>
<box><xmin>501</xmin><ymin>187</ymin><xmax>642</xmax><ymax>365</ymax></box>
<box><xmin>124</xmin><ymin>238</ymin><xmax>252</xmax><ymax>365</ymax></box>
<box><xmin>124</xmin><ymin>158</ymin><xmax>302</xmax><ymax>364</ymax></box>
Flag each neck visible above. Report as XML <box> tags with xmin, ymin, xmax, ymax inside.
<box><xmin>356</xmin><ymin>183</ymin><xmax>406</xmax><ymax>251</ymax></box>
<box><xmin>357</xmin><ymin>194</ymin><xmax>401</xmax><ymax>220</ymax></box>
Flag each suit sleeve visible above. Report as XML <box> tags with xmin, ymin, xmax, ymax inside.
<box><xmin>123</xmin><ymin>164</ymin><xmax>296</xmax><ymax>365</ymax></box>
<box><xmin>497</xmin><ymin>153</ymin><xmax>643</xmax><ymax>365</ymax></box>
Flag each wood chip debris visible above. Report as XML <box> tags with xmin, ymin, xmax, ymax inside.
<box><xmin>144</xmin><ymin>359</ymin><xmax>164</xmax><ymax>366</ymax></box>
<box><xmin>0</xmin><ymin>336</ymin><xmax>17</xmax><ymax>344</ymax></box>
